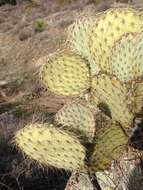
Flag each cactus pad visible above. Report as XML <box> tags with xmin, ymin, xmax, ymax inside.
<box><xmin>110</xmin><ymin>32</ymin><xmax>143</xmax><ymax>82</ymax></box>
<box><xmin>39</xmin><ymin>51</ymin><xmax>90</xmax><ymax>97</ymax></box>
<box><xmin>15</xmin><ymin>123</ymin><xmax>86</xmax><ymax>171</ymax></box>
<box><xmin>132</xmin><ymin>80</ymin><xmax>143</xmax><ymax>113</ymax></box>
<box><xmin>67</xmin><ymin>16</ymin><xmax>100</xmax><ymax>75</ymax></box>
<box><xmin>89</xmin><ymin>8</ymin><xmax>143</xmax><ymax>73</ymax></box>
<box><xmin>91</xmin><ymin>74</ymin><xmax>134</xmax><ymax>126</ymax></box>
<box><xmin>90</xmin><ymin>122</ymin><xmax>127</xmax><ymax>171</ymax></box>
<box><xmin>55</xmin><ymin>102</ymin><xmax>95</xmax><ymax>141</ymax></box>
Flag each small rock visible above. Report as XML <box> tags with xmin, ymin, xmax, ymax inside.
<box><xmin>19</xmin><ymin>28</ymin><xmax>32</xmax><ymax>41</ymax></box>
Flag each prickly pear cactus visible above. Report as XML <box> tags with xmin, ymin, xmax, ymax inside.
<box><xmin>39</xmin><ymin>51</ymin><xmax>90</xmax><ymax>97</ymax></box>
<box><xmin>90</xmin><ymin>122</ymin><xmax>128</xmax><ymax>172</ymax></box>
<box><xmin>132</xmin><ymin>80</ymin><xmax>143</xmax><ymax>113</ymax></box>
<box><xmin>89</xmin><ymin>8</ymin><xmax>143</xmax><ymax>74</ymax></box>
<box><xmin>110</xmin><ymin>32</ymin><xmax>143</xmax><ymax>82</ymax></box>
<box><xmin>15</xmin><ymin>123</ymin><xmax>87</xmax><ymax>171</ymax></box>
<box><xmin>67</xmin><ymin>16</ymin><xmax>101</xmax><ymax>75</ymax></box>
<box><xmin>68</xmin><ymin>8</ymin><xmax>143</xmax><ymax>75</ymax></box>
<box><xmin>14</xmin><ymin>6</ymin><xmax>143</xmax><ymax>190</ymax></box>
<box><xmin>55</xmin><ymin>101</ymin><xmax>95</xmax><ymax>141</ymax></box>
<box><xmin>91</xmin><ymin>73</ymin><xmax>134</xmax><ymax>126</ymax></box>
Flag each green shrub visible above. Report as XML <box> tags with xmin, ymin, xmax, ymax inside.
<box><xmin>34</xmin><ymin>19</ymin><xmax>45</xmax><ymax>33</ymax></box>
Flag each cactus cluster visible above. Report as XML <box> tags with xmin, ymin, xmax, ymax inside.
<box><xmin>14</xmin><ymin>7</ymin><xmax>143</xmax><ymax>179</ymax></box>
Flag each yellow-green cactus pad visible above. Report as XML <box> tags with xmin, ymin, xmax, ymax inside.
<box><xmin>91</xmin><ymin>74</ymin><xmax>134</xmax><ymax>126</ymax></box>
<box><xmin>15</xmin><ymin>123</ymin><xmax>86</xmax><ymax>171</ymax></box>
<box><xmin>135</xmin><ymin>31</ymin><xmax>143</xmax><ymax>78</ymax></box>
<box><xmin>132</xmin><ymin>80</ymin><xmax>143</xmax><ymax>113</ymax></box>
<box><xmin>110</xmin><ymin>32</ymin><xmax>143</xmax><ymax>82</ymax></box>
<box><xmin>67</xmin><ymin>16</ymin><xmax>100</xmax><ymax>75</ymax></box>
<box><xmin>55</xmin><ymin>102</ymin><xmax>95</xmax><ymax>141</ymax></box>
<box><xmin>89</xmin><ymin>8</ymin><xmax>143</xmax><ymax>73</ymax></box>
<box><xmin>39</xmin><ymin>51</ymin><xmax>90</xmax><ymax>97</ymax></box>
<box><xmin>90</xmin><ymin>122</ymin><xmax>127</xmax><ymax>171</ymax></box>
